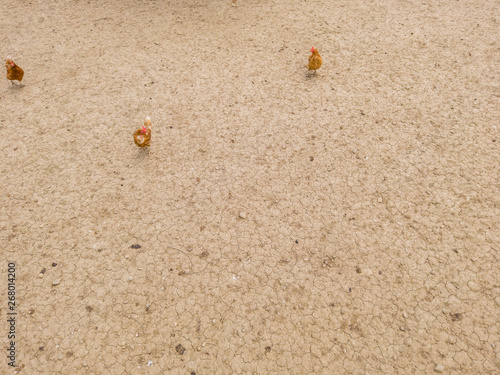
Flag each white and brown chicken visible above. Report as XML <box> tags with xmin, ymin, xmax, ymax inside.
<box><xmin>133</xmin><ymin>117</ymin><xmax>152</xmax><ymax>148</ymax></box>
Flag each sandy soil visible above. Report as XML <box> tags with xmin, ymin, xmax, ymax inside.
<box><xmin>1</xmin><ymin>0</ymin><xmax>499</xmax><ymax>374</ymax></box>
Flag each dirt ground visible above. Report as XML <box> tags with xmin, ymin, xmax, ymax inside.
<box><xmin>1</xmin><ymin>0</ymin><xmax>499</xmax><ymax>374</ymax></box>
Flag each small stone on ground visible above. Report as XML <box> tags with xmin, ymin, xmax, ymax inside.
<box><xmin>434</xmin><ymin>364</ymin><xmax>444</xmax><ymax>373</ymax></box>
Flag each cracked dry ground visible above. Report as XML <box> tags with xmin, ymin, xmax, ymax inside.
<box><xmin>1</xmin><ymin>0</ymin><xmax>499</xmax><ymax>374</ymax></box>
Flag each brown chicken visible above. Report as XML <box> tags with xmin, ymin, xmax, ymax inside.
<box><xmin>133</xmin><ymin>117</ymin><xmax>152</xmax><ymax>148</ymax></box>
<box><xmin>307</xmin><ymin>47</ymin><xmax>323</xmax><ymax>74</ymax></box>
<box><xmin>5</xmin><ymin>56</ymin><xmax>24</xmax><ymax>86</ymax></box>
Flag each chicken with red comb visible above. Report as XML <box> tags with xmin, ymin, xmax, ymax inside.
<box><xmin>133</xmin><ymin>117</ymin><xmax>152</xmax><ymax>148</ymax></box>
<box><xmin>307</xmin><ymin>47</ymin><xmax>323</xmax><ymax>74</ymax></box>
<box><xmin>5</xmin><ymin>56</ymin><xmax>24</xmax><ymax>86</ymax></box>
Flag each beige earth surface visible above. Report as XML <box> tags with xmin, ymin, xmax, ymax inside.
<box><xmin>1</xmin><ymin>0</ymin><xmax>499</xmax><ymax>374</ymax></box>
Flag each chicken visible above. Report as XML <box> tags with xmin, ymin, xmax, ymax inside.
<box><xmin>5</xmin><ymin>56</ymin><xmax>24</xmax><ymax>86</ymax></box>
<box><xmin>307</xmin><ymin>47</ymin><xmax>323</xmax><ymax>74</ymax></box>
<box><xmin>133</xmin><ymin>117</ymin><xmax>152</xmax><ymax>148</ymax></box>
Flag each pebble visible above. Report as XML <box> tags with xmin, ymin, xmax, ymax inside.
<box><xmin>434</xmin><ymin>364</ymin><xmax>444</xmax><ymax>373</ymax></box>
<box><xmin>239</xmin><ymin>212</ymin><xmax>247</xmax><ymax>219</ymax></box>
<box><xmin>403</xmin><ymin>312</ymin><xmax>408</xmax><ymax>318</ymax></box>
<box><xmin>52</xmin><ymin>279</ymin><xmax>61</xmax><ymax>286</ymax></box>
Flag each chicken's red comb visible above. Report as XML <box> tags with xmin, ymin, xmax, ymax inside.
<box><xmin>311</xmin><ymin>47</ymin><xmax>315</xmax><ymax>52</ymax></box>
<box><xmin>140</xmin><ymin>126</ymin><xmax>147</xmax><ymax>134</ymax></box>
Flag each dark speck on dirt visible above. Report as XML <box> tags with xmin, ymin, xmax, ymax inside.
<box><xmin>130</xmin><ymin>244</ymin><xmax>141</xmax><ymax>249</ymax></box>
<box><xmin>175</xmin><ymin>344</ymin><xmax>186</xmax><ymax>355</ymax></box>
<box><xmin>451</xmin><ymin>313</ymin><xmax>463</xmax><ymax>321</ymax></box>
